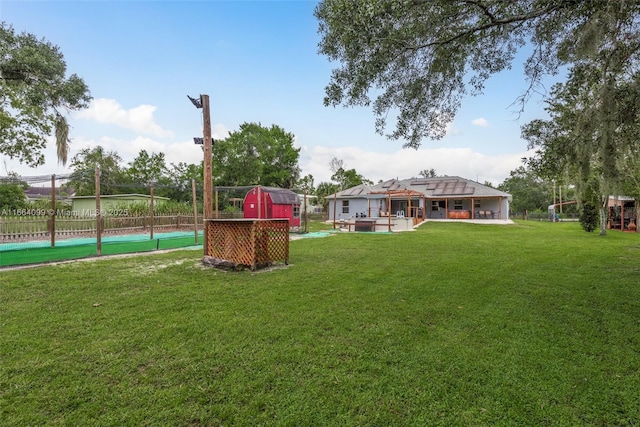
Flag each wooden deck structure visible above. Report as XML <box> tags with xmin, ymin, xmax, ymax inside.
<box><xmin>203</xmin><ymin>219</ymin><xmax>289</xmax><ymax>270</ymax></box>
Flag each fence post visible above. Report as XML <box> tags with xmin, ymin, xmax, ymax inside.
<box><xmin>149</xmin><ymin>183</ymin><xmax>154</xmax><ymax>240</ymax></box>
<box><xmin>95</xmin><ymin>167</ymin><xmax>102</xmax><ymax>256</ymax></box>
<box><xmin>50</xmin><ymin>174</ymin><xmax>56</xmax><ymax>247</ymax></box>
<box><xmin>192</xmin><ymin>179</ymin><xmax>198</xmax><ymax>245</ymax></box>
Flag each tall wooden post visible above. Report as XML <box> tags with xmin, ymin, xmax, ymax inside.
<box><xmin>192</xmin><ymin>179</ymin><xmax>198</xmax><ymax>245</ymax></box>
<box><xmin>215</xmin><ymin>188</ymin><xmax>219</xmax><ymax>219</ymax></box>
<box><xmin>559</xmin><ymin>185</ymin><xmax>563</xmax><ymax>214</ymax></box>
<box><xmin>202</xmin><ymin>94</ymin><xmax>212</xmax><ymax>255</ymax></box>
<box><xmin>303</xmin><ymin>191</ymin><xmax>308</xmax><ymax>233</ymax></box>
<box><xmin>149</xmin><ymin>182</ymin><xmax>155</xmax><ymax>240</ymax></box>
<box><xmin>387</xmin><ymin>193</ymin><xmax>391</xmax><ymax>232</ymax></box>
<box><xmin>50</xmin><ymin>174</ymin><xmax>56</xmax><ymax>248</ymax></box>
<box><xmin>333</xmin><ymin>192</ymin><xmax>337</xmax><ymax>228</ymax></box>
<box><xmin>257</xmin><ymin>186</ymin><xmax>262</xmax><ymax>219</ymax></box>
<box><xmin>95</xmin><ymin>167</ymin><xmax>102</xmax><ymax>256</ymax></box>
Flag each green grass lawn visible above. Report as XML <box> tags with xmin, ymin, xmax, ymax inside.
<box><xmin>1</xmin><ymin>220</ymin><xmax>639</xmax><ymax>426</ymax></box>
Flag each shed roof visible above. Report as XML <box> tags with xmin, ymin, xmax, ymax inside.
<box><xmin>253</xmin><ymin>186</ymin><xmax>300</xmax><ymax>205</ymax></box>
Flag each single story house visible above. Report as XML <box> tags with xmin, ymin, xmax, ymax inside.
<box><xmin>71</xmin><ymin>194</ymin><xmax>169</xmax><ymax>217</ymax></box>
<box><xmin>297</xmin><ymin>193</ymin><xmax>323</xmax><ymax>215</ymax></box>
<box><xmin>25</xmin><ymin>186</ymin><xmax>75</xmax><ymax>203</ymax></box>
<box><xmin>327</xmin><ymin>176</ymin><xmax>512</xmax><ymax>229</ymax></box>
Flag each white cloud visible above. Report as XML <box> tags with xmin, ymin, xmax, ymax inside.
<box><xmin>299</xmin><ymin>145</ymin><xmax>526</xmax><ymax>187</ymax></box>
<box><xmin>471</xmin><ymin>117</ymin><xmax>490</xmax><ymax>127</ymax></box>
<box><xmin>74</xmin><ymin>98</ymin><xmax>174</xmax><ymax>138</ymax></box>
<box><xmin>445</xmin><ymin>121</ymin><xmax>461</xmax><ymax>136</ymax></box>
<box><xmin>4</xmin><ymin>126</ymin><xmax>523</xmax><ymax>190</ymax></box>
<box><xmin>68</xmin><ymin>122</ymin><xmax>230</xmax><ymax>167</ymax></box>
<box><xmin>69</xmin><ymin>136</ymin><xmax>206</xmax><ymax>167</ymax></box>
<box><xmin>2</xmin><ymin>123</ymin><xmax>231</xmax><ymax>178</ymax></box>
<box><xmin>211</xmin><ymin>124</ymin><xmax>231</xmax><ymax>140</ymax></box>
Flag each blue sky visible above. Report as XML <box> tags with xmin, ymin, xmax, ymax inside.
<box><xmin>1</xmin><ymin>0</ymin><xmax>556</xmax><ymax>186</ymax></box>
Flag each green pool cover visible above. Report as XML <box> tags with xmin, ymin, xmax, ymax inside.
<box><xmin>0</xmin><ymin>231</ymin><xmax>204</xmax><ymax>268</ymax></box>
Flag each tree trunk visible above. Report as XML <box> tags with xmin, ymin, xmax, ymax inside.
<box><xmin>599</xmin><ymin>198</ymin><xmax>608</xmax><ymax>236</ymax></box>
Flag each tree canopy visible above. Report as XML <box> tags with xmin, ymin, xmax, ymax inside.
<box><xmin>126</xmin><ymin>150</ymin><xmax>167</xmax><ymax>187</ymax></box>
<box><xmin>0</xmin><ymin>23</ymin><xmax>91</xmax><ymax>166</ymax></box>
<box><xmin>0</xmin><ymin>173</ymin><xmax>27</xmax><ymax>211</ymax></box>
<box><xmin>315</xmin><ymin>0</ymin><xmax>640</xmax><ymax>148</ymax></box>
<box><xmin>497</xmin><ymin>166</ymin><xmax>550</xmax><ymax>213</ymax></box>
<box><xmin>69</xmin><ymin>146</ymin><xmax>123</xmax><ymax>195</ymax></box>
<box><xmin>517</xmin><ymin>3</ymin><xmax>640</xmax><ymax>233</ymax></box>
<box><xmin>213</xmin><ymin>122</ymin><xmax>301</xmax><ymax>188</ymax></box>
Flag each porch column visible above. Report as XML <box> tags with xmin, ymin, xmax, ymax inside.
<box><xmin>471</xmin><ymin>197</ymin><xmax>475</xmax><ymax>219</ymax></box>
<box><xmin>387</xmin><ymin>193</ymin><xmax>391</xmax><ymax>232</ymax></box>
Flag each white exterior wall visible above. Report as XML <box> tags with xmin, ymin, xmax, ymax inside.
<box><xmin>328</xmin><ymin>198</ymin><xmax>373</xmax><ymax>221</ymax></box>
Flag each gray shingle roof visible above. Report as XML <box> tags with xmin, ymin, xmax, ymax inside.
<box><xmin>259</xmin><ymin>187</ymin><xmax>300</xmax><ymax>205</ymax></box>
<box><xmin>331</xmin><ymin>176</ymin><xmax>511</xmax><ymax>200</ymax></box>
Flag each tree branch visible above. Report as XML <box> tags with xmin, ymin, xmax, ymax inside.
<box><xmin>408</xmin><ymin>1</ymin><xmax>579</xmax><ymax>50</ymax></box>
<box><xmin>461</xmin><ymin>0</ymin><xmax>498</xmax><ymax>24</ymax></box>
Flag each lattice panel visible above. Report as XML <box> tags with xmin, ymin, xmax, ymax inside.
<box><xmin>205</xmin><ymin>219</ymin><xmax>289</xmax><ymax>270</ymax></box>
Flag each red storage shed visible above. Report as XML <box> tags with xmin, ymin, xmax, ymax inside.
<box><xmin>243</xmin><ymin>186</ymin><xmax>301</xmax><ymax>227</ymax></box>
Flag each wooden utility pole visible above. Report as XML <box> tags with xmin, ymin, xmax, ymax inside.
<box><xmin>202</xmin><ymin>95</ymin><xmax>213</xmax><ymax>220</ymax></box>
<box><xmin>202</xmin><ymin>94</ymin><xmax>213</xmax><ymax>255</ymax></box>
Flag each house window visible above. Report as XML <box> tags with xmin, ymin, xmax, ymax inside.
<box><xmin>293</xmin><ymin>205</ymin><xmax>300</xmax><ymax>218</ymax></box>
<box><xmin>342</xmin><ymin>200</ymin><xmax>349</xmax><ymax>214</ymax></box>
<box><xmin>474</xmin><ymin>200</ymin><xmax>481</xmax><ymax>209</ymax></box>
<box><xmin>431</xmin><ymin>201</ymin><xmax>440</xmax><ymax>211</ymax></box>
<box><xmin>454</xmin><ymin>200</ymin><xmax>463</xmax><ymax>210</ymax></box>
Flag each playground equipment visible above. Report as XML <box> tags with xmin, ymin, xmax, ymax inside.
<box><xmin>548</xmin><ymin>200</ymin><xmax>578</xmax><ymax>222</ymax></box>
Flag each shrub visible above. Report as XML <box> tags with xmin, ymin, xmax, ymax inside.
<box><xmin>579</xmin><ymin>202</ymin><xmax>598</xmax><ymax>232</ymax></box>
<box><xmin>111</xmin><ymin>200</ymin><xmax>195</xmax><ymax>216</ymax></box>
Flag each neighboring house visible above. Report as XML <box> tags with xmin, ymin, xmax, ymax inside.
<box><xmin>296</xmin><ymin>193</ymin><xmax>323</xmax><ymax>215</ymax></box>
<box><xmin>71</xmin><ymin>194</ymin><xmax>169</xmax><ymax>217</ymax></box>
<box><xmin>25</xmin><ymin>186</ymin><xmax>75</xmax><ymax>203</ymax></box>
<box><xmin>327</xmin><ymin>176</ymin><xmax>512</xmax><ymax>225</ymax></box>
<box><xmin>244</xmin><ymin>186</ymin><xmax>301</xmax><ymax>227</ymax></box>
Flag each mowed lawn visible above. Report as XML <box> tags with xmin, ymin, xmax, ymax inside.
<box><xmin>1</xmin><ymin>220</ymin><xmax>639</xmax><ymax>426</ymax></box>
